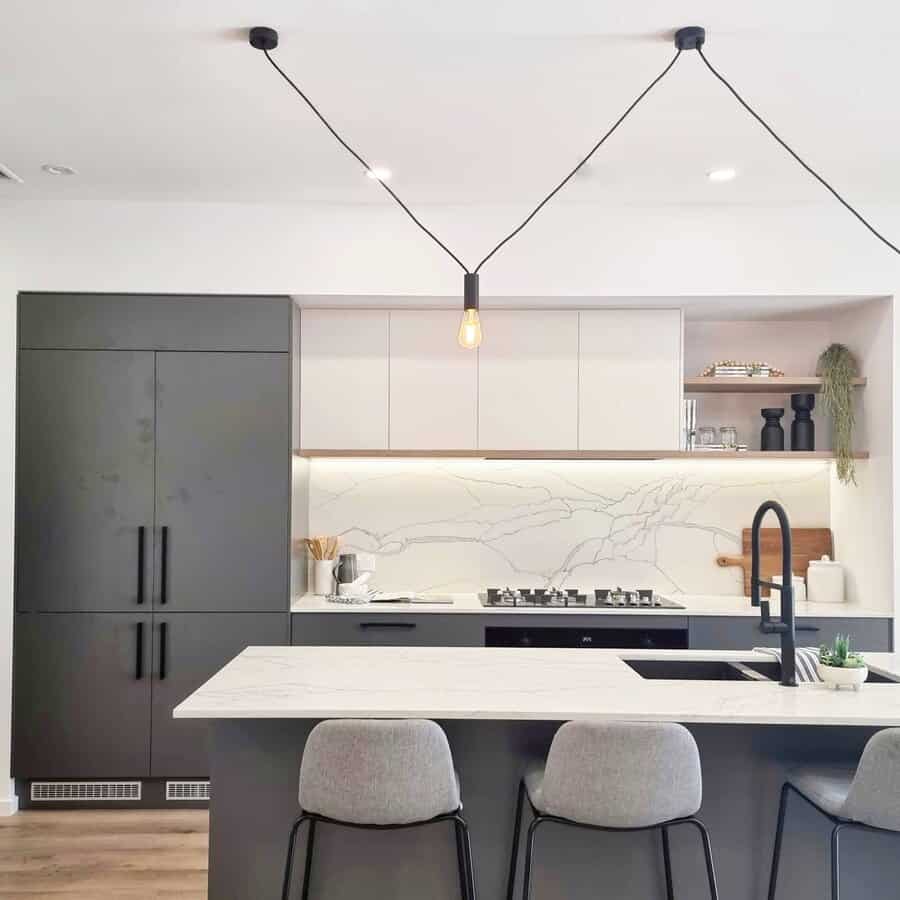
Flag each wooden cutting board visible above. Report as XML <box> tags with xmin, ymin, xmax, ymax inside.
<box><xmin>716</xmin><ymin>528</ymin><xmax>833</xmax><ymax>596</ymax></box>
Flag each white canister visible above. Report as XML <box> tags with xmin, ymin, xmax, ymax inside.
<box><xmin>773</xmin><ymin>574</ymin><xmax>807</xmax><ymax>605</ymax></box>
<box><xmin>806</xmin><ymin>555</ymin><xmax>845</xmax><ymax>604</ymax></box>
<box><xmin>313</xmin><ymin>560</ymin><xmax>335</xmax><ymax>596</ymax></box>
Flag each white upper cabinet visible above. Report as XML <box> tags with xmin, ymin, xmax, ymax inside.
<box><xmin>478</xmin><ymin>311</ymin><xmax>579</xmax><ymax>450</ymax></box>
<box><xmin>389</xmin><ymin>311</ymin><xmax>477</xmax><ymax>450</ymax></box>
<box><xmin>579</xmin><ymin>309</ymin><xmax>683</xmax><ymax>450</ymax></box>
<box><xmin>300</xmin><ymin>309</ymin><xmax>389</xmax><ymax>449</ymax></box>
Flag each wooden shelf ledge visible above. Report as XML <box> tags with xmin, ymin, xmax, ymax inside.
<box><xmin>684</xmin><ymin>376</ymin><xmax>867</xmax><ymax>394</ymax></box>
<box><xmin>294</xmin><ymin>449</ymin><xmax>869</xmax><ymax>461</ymax></box>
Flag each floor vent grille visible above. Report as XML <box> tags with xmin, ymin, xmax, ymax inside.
<box><xmin>166</xmin><ymin>781</ymin><xmax>210</xmax><ymax>801</ymax></box>
<box><xmin>31</xmin><ymin>781</ymin><xmax>142</xmax><ymax>802</ymax></box>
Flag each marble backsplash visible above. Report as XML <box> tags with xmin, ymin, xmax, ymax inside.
<box><xmin>306</xmin><ymin>459</ymin><xmax>830</xmax><ymax>595</ymax></box>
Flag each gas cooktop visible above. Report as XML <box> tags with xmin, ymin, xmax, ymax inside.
<box><xmin>480</xmin><ymin>587</ymin><xmax>685</xmax><ymax>610</ymax></box>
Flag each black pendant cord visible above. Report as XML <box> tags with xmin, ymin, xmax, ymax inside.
<box><xmin>473</xmin><ymin>49</ymin><xmax>682</xmax><ymax>274</ymax></box>
<box><xmin>697</xmin><ymin>47</ymin><xmax>900</xmax><ymax>256</ymax></box>
<box><xmin>262</xmin><ymin>48</ymin><xmax>470</xmax><ymax>273</ymax></box>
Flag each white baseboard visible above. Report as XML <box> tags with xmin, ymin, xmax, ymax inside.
<box><xmin>0</xmin><ymin>779</ymin><xmax>19</xmax><ymax>816</ymax></box>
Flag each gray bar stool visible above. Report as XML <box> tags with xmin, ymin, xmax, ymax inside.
<box><xmin>282</xmin><ymin>719</ymin><xmax>475</xmax><ymax>900</ymax></box>
<box><xmin>506</xmin><ymin>721</ymin><xmax>719</xmax><ymax>900</ymax></box>
<box><xmin>768</xmin><ymin>727</ymin><xmax>900</xmax><ymax>900</ymax></box>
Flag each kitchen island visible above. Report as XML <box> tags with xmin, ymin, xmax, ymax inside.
<box><xmin>176</xmin><ymin>647</ymin><xmax>900</xmax><ymax>899</ymax></box>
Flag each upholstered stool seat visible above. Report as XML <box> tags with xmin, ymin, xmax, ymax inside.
<box><xmin>507</xmin><ymin>721</ymin><xmax>718</xmax><ymax>900</ymax></box>
<box><xmin>282</xmin><ymin>719</ymin><xmax>475</xmax><ymax>899</ymax></box>
<box><xmin>768</xmin><ymin>728</ymin><xmax>900</xmax><ymax>900</ymax></box>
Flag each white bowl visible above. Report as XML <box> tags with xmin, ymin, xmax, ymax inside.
<box><xmin>818</xmin><ymin>662</ymin><xmax>868</xmax><ymax>691</ymax></box>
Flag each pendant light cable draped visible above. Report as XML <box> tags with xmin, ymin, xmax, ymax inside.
<box><xmin>697</xmin><ymin>47</ymin><xmax>899</xmax><ymax>256</ymax></box>
<box><xmin>473</xmin><ymin>49</ymin><xmax>682</xmax><ymax>273</ymax></box>
<box><xmin>262</xmin><ymin>48</ymin><xmax>469</xmax><ymax>273</ymax></box>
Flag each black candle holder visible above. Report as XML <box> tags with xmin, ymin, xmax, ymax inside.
<box><xmin>790</xmin><ymin>393</ymin><xmax>815</xmax><ymax>451</ymax></box>
<box><xmin>761</xmin><ymin>408</ymin><xmax>785</xmax><ymax>451</ymax></box>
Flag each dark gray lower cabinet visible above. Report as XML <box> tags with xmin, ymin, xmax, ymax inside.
<box><xmin>291</xmin><ymin>613</ymin><xmax>485</xmax><ymax>647</ymax></box>
<box><xmin>150</xmin><ymin>613</ymin><xmax>288</xmax><ymax>776</ymax></box>
<box><xmin>689</xmin><ymin>616</ymin><xmax>893</xmax><ymax>651</ymax></box>
<box><xmin>13</xmin><ymin>613</ymin><xmax>152</xmax><ymax>778</ymax></box>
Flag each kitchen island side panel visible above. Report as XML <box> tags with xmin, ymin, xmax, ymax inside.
<box><xmin>208</xmin><ymin>719</ymin><xmax>898</xmax><ymax>900</ymax></box>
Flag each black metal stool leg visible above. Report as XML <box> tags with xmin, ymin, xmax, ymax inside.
<box><xmin>454</xmin><ymin>819</ymin><xmax>469</xmax><ymax>900</ymax></box>
<box><xmin>661</xmin><ymin>826</ymin><xmax>675</xmax><ymax>900</ymax></box>
<box><xmin>300</xmin><ymin>818</ymin><xmax>316</xmax><ymax>900</ymax></box>
<box><xmin>831</xmin><ymin>824</ymin><xmax>844</xmax><ymax>900</ymax></box>
<box><xmin>281</xmin><ymin>815</ymin><xmax>309</xmax><ymax>900</ymax></box>
<box><xmin>767</xmin><ymin>783</ymin><xmax>791</xmax><ymax>900</ymax></box>
<box><xmin>689</xmin><ymin>819</ymin><xmax>719</xmax><ymax>900</ymax></box>
<box><xmin>521</xmin><ymin>816</ymin><xmax>543</xmax><ymax>900</ymax></box>
<box><xmin>506</xmin><ymin>780</ymin><xmax>526</xmax><ymax>900</ymax></box>
<box><xmin>458</xmin><ymin>816</ymin><xmax>477</xmax><ymax>900</ymax></box>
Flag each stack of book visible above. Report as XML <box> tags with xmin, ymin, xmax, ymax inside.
<box><xmin>700</xmin><ymin>361</ymin><xmax>785</xmax><ymax>378</ymax></box>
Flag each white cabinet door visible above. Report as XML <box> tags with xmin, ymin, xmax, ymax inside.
<box><xmin>579</xmin><ymin>309</ymin><xmax>682</xmax><ymax>450</ymax></box>
<box><xmin>300</xmin><ymin>310</ymin><xmax>389</xmax><ymax>449</ymax></box>
<box><xmin>390</xmin><ymin>311</ymin><xmax>477</xmax><ymax>450</ymax></box>
<box><xmin>478</xmin><ymin>311</ymin><xmax>578</xmax><ymax>450</ymax></box>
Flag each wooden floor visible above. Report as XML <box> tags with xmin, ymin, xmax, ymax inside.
<box><xmin>0</xmin><ymin>810</ymin><xmax>208</xmax><ymax>898</ymax></box>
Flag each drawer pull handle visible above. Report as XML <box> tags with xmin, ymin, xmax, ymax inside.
<box><xmin>359</xmin><ymin>622</ymin><xmax>417</xmax><ymax>631</ymax></box>
<box><xmin>796</xmin><ymin>625</ymin><xmax>821</xmax><ymax>632</ymax></box>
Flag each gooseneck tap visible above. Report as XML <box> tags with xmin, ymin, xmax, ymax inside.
<box><xmin>750</xmin><ymin>500</ymin><xmax>797</xmax><ymax>687</ymax></box>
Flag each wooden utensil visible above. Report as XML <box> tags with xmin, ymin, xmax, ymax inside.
<box><xmin>716</xmin><ymin>527</ymin><xmax>833</xmax><ymax>596</ymax></box>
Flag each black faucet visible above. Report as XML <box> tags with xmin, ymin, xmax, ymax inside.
<box><xmin>750</xmin><ymin>500</ymin><xmax>797</xmax><ymax>687</ymax></box>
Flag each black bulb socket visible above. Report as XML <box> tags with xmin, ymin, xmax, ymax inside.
<box><xmin>464</xmin><ymin>273</ymin><xmax>480</xmax><ymax>311</ymax></box>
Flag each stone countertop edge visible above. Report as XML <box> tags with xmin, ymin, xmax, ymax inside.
<box><xmin>290</xmin><ymin>592</ymin><xmax>891</xmax><ymax>618</ymax></box>
<box><xmin>174</xmin><ymin>646</ymin><xmax>900</xmax><ymax>725</ymax></box>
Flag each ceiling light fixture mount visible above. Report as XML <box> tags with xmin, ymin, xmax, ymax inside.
<box><xmin>247</xmin><ymin>22</ymin><xmax>899</xmax><ymax>348</ymax></box>
<box><xmin>674</xmin><ymin>27</ymin><xmax>706</xmax><ymax>52</ymax></box>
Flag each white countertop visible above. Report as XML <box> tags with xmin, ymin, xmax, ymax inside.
<box><xmin>291</xmin><ymin>592</ymin><xmax>891</xmax><ymax>618</ymax></box>
<box><xmin>174</xmin><ymin>646</ymin><xmax>900</xmax><ymax>726</ymax></box>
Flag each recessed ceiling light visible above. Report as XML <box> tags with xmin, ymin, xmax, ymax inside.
<box><xmin>42</xmin><ymin>164</ymin><xmax>77</xmax><ymax>176</ymax></box>
<box><xmin>707</xmin><ymin>167</ymin><xmax>737</xmax><ymax>183</ymax></box>
<box><xmin>366</xmin><ymin>167</ymin><xmax>392</xmax><ymax>182</ymax></box>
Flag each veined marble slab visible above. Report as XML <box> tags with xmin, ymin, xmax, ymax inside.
<box><xmin>174</xmin><ymin>646</ymin><xmax>900</xmax><ymax>726</ymax></box>
<box><xmin>307</xmin><ymin>458</ymin><xmax>831</xmax><ymax>596</ymax></box>
<box><xmin>291</xmin><ymin>592</ymin><xmax>890</xmax><ymax>617</ymax></box>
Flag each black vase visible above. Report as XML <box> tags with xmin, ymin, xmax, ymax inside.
<box><xmin>761</xmin><ymin>408</ymin><xmax>785</xmax><ymax>451</ymax></box>
<box><xmin>791</xmin><ymin>393</ymin><xmax>815</xmax><ymax>451</ymax></box>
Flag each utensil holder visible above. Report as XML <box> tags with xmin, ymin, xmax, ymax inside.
<box><xmin>313</xmin><ymin>560</ymin><xmax>335</xmax><ymax>596</ymax></box>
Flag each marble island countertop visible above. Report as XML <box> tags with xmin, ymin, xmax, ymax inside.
<box><xmin>174</xmin><ymin>646</ymin><xmax>900</xmax><ymax>726</ymax></box>
<box><xmin>291</xmin><ymin>592</ymin><xmax>891</xmax><ymax>618</ymax></box>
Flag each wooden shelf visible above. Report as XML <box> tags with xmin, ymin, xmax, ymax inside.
<box><xmin>294</xmin><ymin>449</ymin><xmax>869</xmax><ymax>461</ymax></box>
<box><xmin>684</xmin><ymin>376</ymin><xmax>867</xmax><ymax>394</ymax></box>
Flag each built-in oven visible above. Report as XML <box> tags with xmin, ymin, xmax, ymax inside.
<box><xmin>485</xmin><ymin>625</ymin><xmax>689</xmax><ymax>650</ymax></box>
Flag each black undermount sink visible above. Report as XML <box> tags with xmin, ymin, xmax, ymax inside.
<box><xmin>626</xmin><ymin>658</ymin><xmax>899</xmax><ymax>684</ymax></box>
<box><xmin>624</xmin><ymin>659</ymin><xmax>767</xmax><ymax>681</ymax></box>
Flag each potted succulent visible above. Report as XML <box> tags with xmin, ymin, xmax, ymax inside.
<box><xmin>818</xmin><ymin>635</ymin><xmax>868</xmax><ymax>691</ymax></box>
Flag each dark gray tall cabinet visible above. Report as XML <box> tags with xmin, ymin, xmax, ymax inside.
<box><xmin>13</xmin><ymin>294</ymin><xmax>293</xmax><ymax>796</ymax></box>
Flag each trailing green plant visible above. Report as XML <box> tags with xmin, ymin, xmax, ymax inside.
<box><xmin>816</xmin><ymin>343</ymin><xmax>858</xmax><ymax>486</ymax></box>
<box><xmin>818</xmin><ymin>634</ymin><xmax>866</xmax><ymax>669</ymax></box>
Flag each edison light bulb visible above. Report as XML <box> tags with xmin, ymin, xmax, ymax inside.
<box><xmin>458</xmin><ymin>272</ymin><xmax>482</xmax><ymax>349</ymax></box>
<box><xmin>458</xmin><ymin>308</ymin><xmax>482</xmax><ymax>349</ymax></box>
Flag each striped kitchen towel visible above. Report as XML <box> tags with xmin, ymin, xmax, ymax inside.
<box><xmin>752</xmin><ymin>647</ymin><xmax>823</xmax><ymax>682</ymax></box>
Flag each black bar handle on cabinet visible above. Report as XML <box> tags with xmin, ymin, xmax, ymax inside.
<box><xmin>137</xmin><ymin>526</ymin><xmax>146</xmax><ymax>605</ymax></box>
<box><xmin>135</xmin><ymin>622</ymin><xmax>144</xmax><ymax>680</ymax></box>
<box><xmin>358</xmin><ymin>622</ymin><xmax>417</xmax><ymax>631</ymax></box>
<box><xmin>796</xmin><ymin>625</ymin><xmax>821</xmax><ymax>633</ymax></box>
<box><xmin>159</xmin><ymin>622</ymin><xmax>167</xmax><ymax>680</ymax></box>
<box><xmin>160</xmin><ymin>526</ymin><xmax>169</xmax><ymax>605</ymax></box>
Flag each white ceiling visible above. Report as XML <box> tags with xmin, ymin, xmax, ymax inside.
<box><xmin>2</xmin><ymin>1</ymin><xmax>899</xmax><ymax>209</ymax></box>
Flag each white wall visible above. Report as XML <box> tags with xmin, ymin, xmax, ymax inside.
<box><xmin>2</xmin><ymin>193</ymin><xmax>900</xmax><ymax>811</ymax></box>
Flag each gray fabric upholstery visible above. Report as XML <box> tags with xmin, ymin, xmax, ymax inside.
<box><xmin>788</xmin><ymin>767</ymin><xmax>856</xmax><ymax>817</ymax></box>
<box><xmin>842</xmin><ymin>728</ymin><xmax>900</xmax><ymax>830</ymax></box>
<box><xmin>298</xmin><ymin>719</ymin><xmax>461</xmax><ymax>825</ymax></box>
<box><xmin>525</xmin><ymin>721</ymin><xmax>703</xmax><ymax>828</ymax></box>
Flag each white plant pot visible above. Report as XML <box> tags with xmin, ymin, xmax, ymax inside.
<box><xmin>818</xmin><ymin>662</ymin><xmax>868</xmax><ymax>691</ymax></box>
